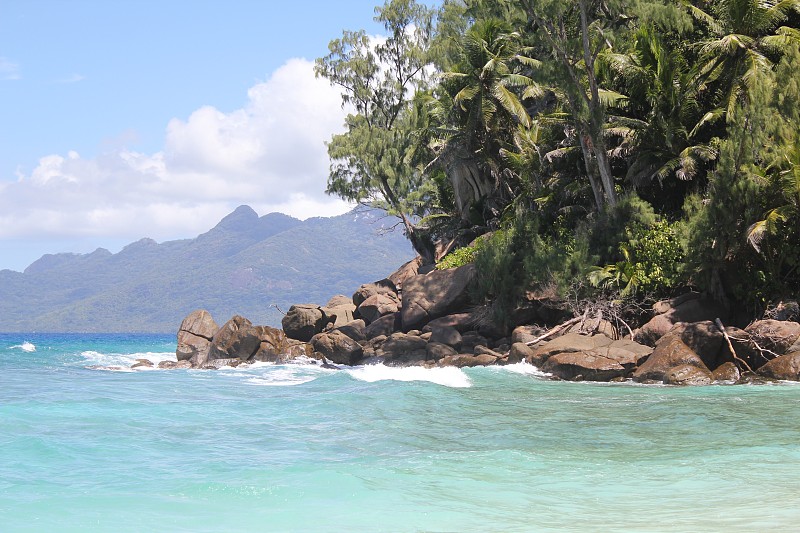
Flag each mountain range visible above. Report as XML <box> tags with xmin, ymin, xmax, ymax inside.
<box><xmin>0</xmin><ymin>206</ymin><xmax>414</xmax><ymax>332</ymax></box>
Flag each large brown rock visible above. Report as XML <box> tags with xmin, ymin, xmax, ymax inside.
<box><xmin>282</xmin><ymin>304</ymin><xmax>326</xmax><ymax>342</ymax></box>
<box><xmin>357</xmin><ymin>293</ymin><xmax>400</xmax><ymax>324</ymax></box>
<box><xmin>668</xmin><ymin>321</ymin><xmax>724</xmax><ymax>370</ymax></box>
<box><xmin>176</xmin><ymin>310</ymin><xmax>219</xmax><ymax>363</ymax></box>
<box><xmin>326</xmin><ymin>294</ymin><xmax>353</xmax><ymax>308</ymax></box>
<box><xmin>712</xmin><ymin>361</ymin><xmax>741</xmax><ymax>382</ymax></box>
<box><xmin>509</xmin><ymin>342</ymin><xmax>538</xmax><ymax>365</ymax></box>
<box><xmin>311</xmin><ymin>330</ymin><xmax>363</xmax><ymax>365</ymax></box>
<box><xmin>634</xmin><ymin>295</ymin><xmax>728</xmax><ymax>346</ymax></box>
<box><xmin>423</xmin><ymin>313</ymin><xmax>474</xmax><ymax>333</ymax></box>
<box><xmin>208</xmin><ymin>315</ymin><xmax>261</xmax><ymax>362</ymax></box>
<box><xmin>387</xmin><ymin>256</ymin><xmax>422</xmax><ymax>289</ymax></box>
<box><xmin>511</xmin><ymin>324</ymin><xmax>546</xmax><ymax>345</ymax></box>
<box><xmin>543</xmin><ymin>351</ymin><xmax>627</xmax><ymax>381</ymax></box>
<box><xmin>429</xmin><ymin>326</ymin><xmax>462</xmax><ymax>350</ymax></box>
<box><xmin>439</xmin><ymin>353</ymin><xmax>497</xmax><ymax>368</ymax></box>
<box><xmin>757</xmin><ymin>351</ymin><xmax>800</xmax><ymax>381</ymax></box>
<box><xmin>528</xmin><ymin>333</ymin><xmax>611</xmax><ymax>363</ymax></box>
<box><xmin>664</xmin><ymin>364</ymin><xmax>713</xmax><ymax>386</ymax></box>
<box><xmin>251</xmin><ymin>325</ymin><xmax>290</xmax><ymax>362</ymax></box>
<box><xmin>426</xmin><ymin>342</ymin><xmax>458</xmax><ymax>361</ymax></box>
<box><xmin>632</xmin><ymin>333</ymin><xmax>711</xmax><ymax>383</ymax></box>
<box><xmin>377</xmin><ymin>332</ymin><xmax>428</xmax><ymax>365</ymax></box>
<box><xmin>287</xmin><ymin>340</ymin><xmax>315</xmax><ymax>356</ymax></box>
<box><xmin>365</xmin><ymin>313</ymin><xmax>400</xmax><ymax>339</ymax></box>
<box><xmin>321</xmin><ymin>301</ymin><xmax>356</xmax><ymax>329</ymax></box>
<box><xmin>401</xmin><ymin>264</ymin><xmax>477</xmax><ymax>331</ymax></box>
<box><xmin>745</xmin><ymin>320</ymin><xmax>800</xmax><ymax>355</ymax></box>
<box><xmin>460</xmin><ymin>331</ymin><xmax>489</xmax><ymax>354</ymax></box>
<box><xmin>336</xmin><ymin>319</ymin><xmax>367</xmax><ymax>343</ymax></box>
<box><xmin>539</xmin><ymin>334</ymin><xmax>652</xmax><ymax>381</ymax></box>
<box><xmin>353</xmin><ymin>279</ymin><xmax>397</xmax><ymax>308</ymax></box>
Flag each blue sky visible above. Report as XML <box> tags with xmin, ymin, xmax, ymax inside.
<box><xmin>0</xmin><ymin>0</ymin><xmax>405</xmax><ymax>271</ymax></box>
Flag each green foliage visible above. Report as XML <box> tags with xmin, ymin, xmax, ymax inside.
<box><xmin>436</xmin><ymin>242</ymin><xmax>480</xmax><ymax>270</ymax></box>
<box><xmin>584</xmin><ymin>194</ymin><xmax>660</xmax><ymax>264</ymax></box>
<box><xmin>316</xmin><ymin>0</ymin><xmax>439</xmax><ymax>260</ymax></box>
<box><xmin>588</xmin><ymin>220</ymin><xmax>685</xmax><ymax>296</ymax></box>
<box><xmin>472</xmin><ymin>209</ymin><xmax>581</xmax><ymax>325</ymax></box>
<box><xmin>317</xmin><ymin>0</ymin><xmax>800</xmax><ymax>320</ymax></box>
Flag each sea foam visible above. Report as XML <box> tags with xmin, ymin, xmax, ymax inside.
<box><xmin>81</xmin><ymin>350</ymin><xmax>175</xmax><ymax>369</ymax></box>
<box><xmin>346</xmin><ymin>364</ymin><xmax>472</xmax><ymax>388</ymax></box>
<box><xmin>498</xmin><ymin>361</ymin><xmax>552</xmax><ymax>378</ymax></box>
<box><xmin>9</xmin><ymin>341</ymin><xmax>36</xmax><ymax>352</ymax></box>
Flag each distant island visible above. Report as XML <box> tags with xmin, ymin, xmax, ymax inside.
<box><xmin>0</xmin><ymin>206</ymin><xmax>413</xmax><ymax>333</ymax></box>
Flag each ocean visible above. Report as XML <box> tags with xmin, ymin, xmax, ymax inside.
<box><xmin>2</xmin><ymin>333</ymin><xmax>799</xmax><ymax>532</ymax></box>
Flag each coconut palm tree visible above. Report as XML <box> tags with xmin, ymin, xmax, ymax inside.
<box><xmin>747</xmin><ymin>142</ymin><xmax>800</xmax><ymax>251</ymax></box>
<box><xmin>693</xmin><ymin>0</ymin><xmax>800</xmax><ymax>119</ymax></box>
<box><xmin>600</xmin><ymin>24</ymin><xmax>719</xmax><ymax>193</ymax></box>
<box><xmin>426</xmin><ymin>18</ymin><xmax>542</xmax><ymax>222</ymax></box>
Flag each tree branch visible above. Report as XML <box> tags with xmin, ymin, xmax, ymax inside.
<box><xmin>715</xmin><ymin>318</ymin><xmax>754</xmax><ymax>373</ymax></box>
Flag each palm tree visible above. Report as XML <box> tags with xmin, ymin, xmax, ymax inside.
<box><xmin>693</xmin><ymin>0</ymin><xmax>800</xmax><ymax>119</ymax></box>
<box><xmin>600</xmin><ymin>25</ymin><xmax>719</xmax><ymax>194</ymax></box>
<box><xmin>426</xmin><ymin>18</ymin><xmax>542</xmax><ymax>223</ymax></box>
<box><xmin>521</xmin><ymin>0</ymin><xmax>620</xmax><ymax>208</ymax></box>
<box><xmin>747</xmin><ymin>142</ymin><xmax>800</xmax><ymax>251</ymax></box>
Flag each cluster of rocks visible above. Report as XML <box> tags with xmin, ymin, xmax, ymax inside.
<box><xmin>152</xmin><ymin>257</ymin><xmax>800</xmax><ymax>386</ymax></box>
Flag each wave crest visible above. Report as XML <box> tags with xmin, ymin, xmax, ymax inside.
<box><xmin>346</xmin><ymin>364</ymin><xmax>471</xmax><ymax>388</ymax></box>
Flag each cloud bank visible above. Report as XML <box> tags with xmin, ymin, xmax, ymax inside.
<box><xmin>0</xmin><ymin>58</ymin><xmax>352</xmax><ymax>243</ymax></box>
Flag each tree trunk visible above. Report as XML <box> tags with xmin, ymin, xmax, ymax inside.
<box><xmin>436</xmin><ymin>143</ymin><xmax>494</xmax><ymax>223</ymax></box>
<box><xmin>579</xmin><ymin>135</ymin><xmax>605</xmax><ymax>211</ymax></box>
<box><xmin>378</xmin><ymin>174</ymin><xmax>436</xmax><ymax>266</ymax></box>
<box><xmin>579</xmin><ymin>0</ymin><xmax>617</xmax><ymax>207</ymax></box>
<box><xmin>401</xmin><ymin>214</ymin><xmax>436</xmax><ymax>266</ymax></box>
<box><xmin>594</xmin><ymin>141</ymin><xmax>618</xmax><ymax>206</ymax></box>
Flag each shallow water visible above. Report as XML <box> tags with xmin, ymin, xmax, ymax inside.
<box><xmin>1</xmin><ymin>333</ymin><xmax>799</xmax><ymax>532</ymax></box>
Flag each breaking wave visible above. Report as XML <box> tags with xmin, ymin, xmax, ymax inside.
<box><xmin>346</xmin><ymin>364</ymin><xmax>472</xmax><ymax>388</ymax></box>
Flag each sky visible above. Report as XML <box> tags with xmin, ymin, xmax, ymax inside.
<box><xmin>0</xmin><ymin>0</ymin><xmax>403</xmax><ymax>272</ymax></box>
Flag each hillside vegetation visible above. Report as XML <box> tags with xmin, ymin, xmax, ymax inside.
<box><xmin>0</xmin><ymin>207</ymin><xmax>413</xmax><ymax>332</ymax></box>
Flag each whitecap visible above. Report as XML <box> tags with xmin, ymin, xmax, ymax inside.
<box><xmin>80</xmin><ymin>350</ymin><xmax>175</xmax><ymax>369</ymax></box>
<box><xmin>243</xmin><ymin>364</ymin><xmax>334</xmax><ymax>386</ymax></box>
<box><xmin>9</xmin><ymin>341</ymin><xmax>36</xmax><ymax>352</ymax></box>
<box><xmin>498</xmin><ymin>361</ymin><xmax>552</xmax><ymax>378</ymax></box>
<box><xmin>346</xmin><ymin>364</ymin><xmax>472</xmax><ymax>388</ymax></box>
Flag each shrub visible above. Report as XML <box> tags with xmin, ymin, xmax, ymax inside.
<box><xmin>436</xmin><ymin>243</ymin><xmax>480</xmax><ymax>270</ymax></box>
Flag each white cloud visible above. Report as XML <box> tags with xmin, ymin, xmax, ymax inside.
<box><xmin>0</xmin><ymin>58</ymin><xmax>354</xmax><ymax>243</ymax></box>
<box><xmin>0</xmin><ymin>57</ymin><xmax>20</xmax><ymax>80</ymax></box>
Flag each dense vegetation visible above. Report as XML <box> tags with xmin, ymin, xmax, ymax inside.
<box><xmin>316</xmin><ymin>0</ymin><xmax>800</xmax><ymax>324</ymax></box>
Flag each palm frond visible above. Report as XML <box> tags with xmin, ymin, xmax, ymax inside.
<box><xmin>491</xmin><ymin>83</ymin><xmax>531</xmax><ymax>127</ymax></box>
<box><xmin>689</xmin><ymin>108</ymin><xmax>725</xmax><ymax>138</ymax></box>
<box><xmin>597</xmin><ymin>89</ymin><xmax>629</xmax><ymax>109</ymax></box>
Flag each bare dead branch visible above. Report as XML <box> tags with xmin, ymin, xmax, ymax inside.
<box><xmin>524</xmin><ymin>317</ymin><xmax>582</xmax><ymax>347</ymax></box>
<box><xmin>715</xmin><ymin>318</ymin><xmax>754</xmax><ymax>373</ymax></box>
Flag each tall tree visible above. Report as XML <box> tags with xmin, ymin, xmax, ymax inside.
<box><xmin>600</xmin><ymin>23</ymin><xmax>717</xmax><ymax>204</ymax></box>
<box><xmin>521</xmin><ymin>0</ymin><xmax>622</xmax><ymax>209</ymax></box>
<box><xmin>427</xmin><ymin>19</ymin><xmax>541</xmax><ymax>223</ymax></box>
<box><xmin>315</xmin><ymin>0</ymin><xmax>438</xmax><ymax>263</ymax></box>
<box><xmin>693</xmin><ymin>0</ymin><xmax>800</xmax><ymax>119</ymax></box>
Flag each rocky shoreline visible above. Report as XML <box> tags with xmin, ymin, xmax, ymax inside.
<box><xmin>147</xmin><ymin>257</ymin><xmax>800</xmax><ymax>385</ymax></box>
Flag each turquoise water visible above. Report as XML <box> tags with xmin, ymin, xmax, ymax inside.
<box><xmin>2</xmin><ymin>333</ymin><xmax>800</xmax><ymax>532</ymax></box>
